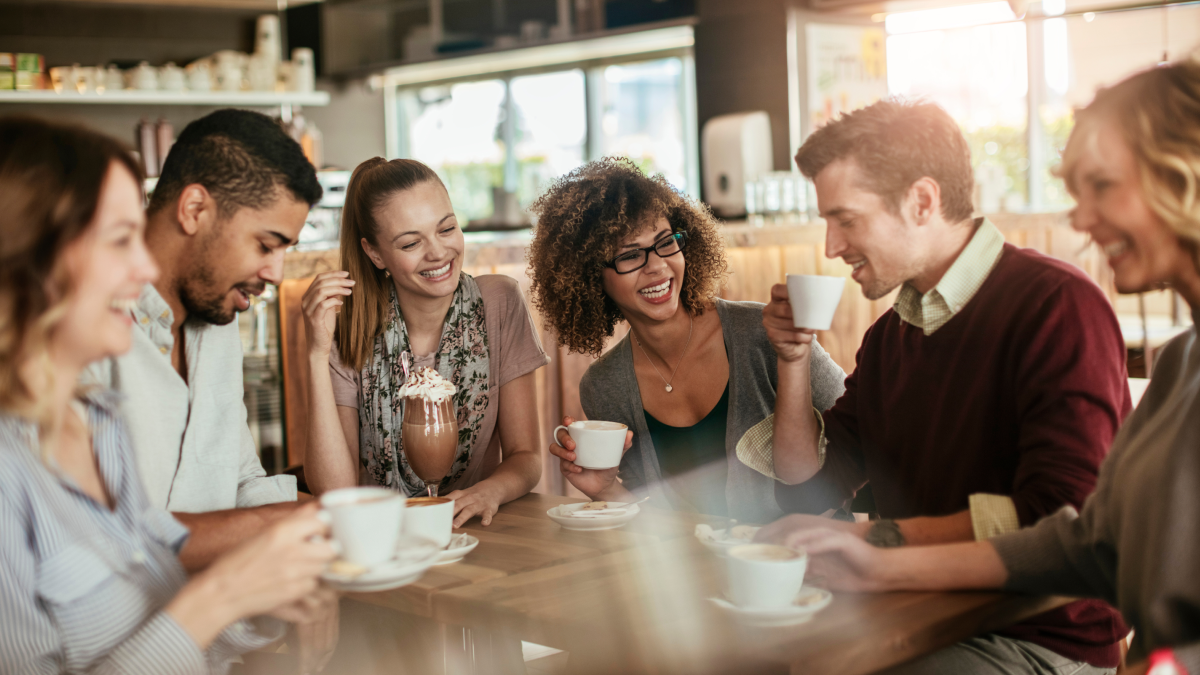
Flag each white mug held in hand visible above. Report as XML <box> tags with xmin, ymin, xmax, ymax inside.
<box><xmin>555</xmin><ymin>420</ymin><xmax>627</xmax><ymax>470</ymax></box>
<box><xmin>319</xmin><ymin>487</ymin><xmax>406</xmax><ymax>567</ymax></box>
<box><xmin>726</xmin><ymin>544</ymin><xmax>809</xmax><ymax>609</ymax></box>
<box><xmin>785</xmin><ymin>274</ymin><xmax>846</xmax><ymax>331</ymax></box>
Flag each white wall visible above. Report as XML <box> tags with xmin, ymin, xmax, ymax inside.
<box><xmin>305</xmin><ymin>78</ymin><xmax>387</xmax><ymax>171</ymax></box>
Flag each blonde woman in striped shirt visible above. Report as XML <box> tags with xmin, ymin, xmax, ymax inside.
<box><xmin>0</xmin><ymin>116</ymin><xmax>336</xmax><ymax>675</ymax></box>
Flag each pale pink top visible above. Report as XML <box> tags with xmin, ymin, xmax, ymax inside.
<box><xmin>328</xmin><ymin>275</ymin><xmax>550</xmax><ymax>491</ymax></box>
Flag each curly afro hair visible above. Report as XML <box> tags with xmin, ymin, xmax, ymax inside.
<box><xmin>527</xmin><ymin>157</ymin><xmax>728</xmax><ymax>356</ymax></box>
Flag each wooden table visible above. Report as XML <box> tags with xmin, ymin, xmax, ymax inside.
<box><xmin>353</xmin><ymin>494</ymin><xmax>1067</xmax><ymax>675</ymax></box>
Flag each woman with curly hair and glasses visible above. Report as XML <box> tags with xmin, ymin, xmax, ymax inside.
<box><xmin>757</xmin><ymin>61</ymin><xmax>1200</xmax><ymax>675</ymax></box>
<box><xmin>527</xmin><ymin>158</ymin><xmax>845</xmax><ymax>521</ymax></box>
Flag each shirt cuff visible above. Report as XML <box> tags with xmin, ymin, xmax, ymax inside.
<box><xmin>969</xmin><ymin>493</ymin><xmax>1021</xmax><ymax>540</ymax></box>
<box><xmin>207</xmin><ymin>617</ymin><xmax>288</xmax><ymax>671</ymax></box>
<box><xmin>236</xmin><ymin>475</ymin><xmax>298</xmax><ymax>508</ymax></box>
<box><xmin>734</xmin><ymin>409</ymin><xmax>827</xmax><ymax>482</ymax></box>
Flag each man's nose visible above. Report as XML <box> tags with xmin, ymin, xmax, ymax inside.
<box><xmin>262</xmin><ymin>249</ymin><xmax>285</xmax><ymax>285</ymax></box>
<box><xmin>824</xmin><ymin>222</ymin><xmax>847</xmax><ymax>260</ymax></box>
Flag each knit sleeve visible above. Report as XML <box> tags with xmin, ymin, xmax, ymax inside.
<box><xmin>1008</xmin><ymin>277</ymin><xmax>1130</xmax><ymax>525</ymax></box>
<box><xmin>807</xmin><ymin>339</ymin><xmax>846</xmax><ymax>412</ymax></box>
<box><xmin>775</xmin><ymin>338</ymin><xmax>867</xmax><ymax>515</ymax></box>
<box><xmin>579</xmin><ymin>352</ymin><xmax>643</xmax><ymax>491</ymax></box>
<box><xmin>990</xmin><ymin>500</ymin><xmax>1119</xmax><ymax>604</ymax></box>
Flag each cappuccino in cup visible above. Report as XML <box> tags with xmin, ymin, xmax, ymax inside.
<box><xmin>554</xmin><ymin>420</ymin><xmax>626</xmax><ymax>469</ymax></box>
<box><xmin>319</xmin><ymin>487</ymin><xmax>406</xmax><ymax>567</ymax></box>
<box><xmin>726</xmin><ymin>544</ymin><xmax>808</xmax><ymax>609</ymax></box>
<box><xmin>403</xmin><ymin>496</ymin><xmax>455</xmax><ymax>548</ymax></box>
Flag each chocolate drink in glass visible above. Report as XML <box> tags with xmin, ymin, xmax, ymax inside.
<box><xmin>400</xmin><ymin>367</ymin><xmax>459</xmax><ymax>498</ymax></box>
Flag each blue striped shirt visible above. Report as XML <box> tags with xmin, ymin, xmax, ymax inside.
<box><xmin>0</xmin><ymin>390</ymin><xmax>282</xmax><ymax>674</ymax></box>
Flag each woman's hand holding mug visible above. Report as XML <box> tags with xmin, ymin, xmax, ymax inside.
<box><xmin>548</xmin><ymin>416</ymin><xmax>634</xmax><ymax>500</ymax></box>
<box><xmin>167</xmin><ymin>503</ymin><xmax>337</xmax><ymax>649</ymax></box>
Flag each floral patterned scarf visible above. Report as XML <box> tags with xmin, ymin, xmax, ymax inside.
<box><xmin>358</xmin><ymin>274</ymin><xmax>490</xmax><ymax>496</ymax></box>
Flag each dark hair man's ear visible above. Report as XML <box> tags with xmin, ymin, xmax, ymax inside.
<box><xmin>176</xmin><ymin>184</ymin><xmax>215</xmax><ymax>237</ymax></box>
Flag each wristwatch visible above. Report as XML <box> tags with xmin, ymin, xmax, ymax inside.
<box><xmin>864</xmin><ymin>519</ymin><xmax>906</xmax><ymax>548</ymax></box>
<box><xmin>1148</xmin><ymin>648</ymin><xmax>1188</xmax><ymax>675</ymax></box>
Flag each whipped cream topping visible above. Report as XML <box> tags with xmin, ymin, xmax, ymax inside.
<box><xmin>399</xmin><ymin>367</ymin><xmax>456</xmax><ymax>403</ymax></box>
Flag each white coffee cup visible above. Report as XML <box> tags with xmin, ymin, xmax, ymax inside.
<box><xmin>159</xmin><ymin>62</ymin><xmax>186</xmax><ymax>92</ymax></box>
<box><xmin>403</xmin><ymin>496</ymin><xmax>455</xmax><ymax>548</ymax></box>
<box><xmin>785</xmin><ymin>274</ymin><xmax>846</xmax><ymax>331</ymax></box>
<box><xmin>555</xmin><ymin>420</ymin><xmax>626</xmax><ymax>470</ymax></box>
<box><xmin>186</xmin><ymin>61</ymin><xmax>213</xmax><ymax>92</ymax></box>
<box><xmin>74</xmin><ymin>66</ymin><xmax>97</xmax><ymax>95</ymax></box>
<box><xmin>131</xmin><ymin>62</ymin><xmax>158</xmax><ymax>91</ymax></box>
<box><xmin>726</xmin><ymin>544</ymin><xmax>808</xmax><ymax>609</ymax></box>
<box><xmin>49</xmin><ymin>65</ymin><xmax>76</xmax><ymax>94</ymax></box>
<box><xmin>319</xmin><ymin>487</ymin><xmax>406</xmax><ymax>567</ymax></box>
<box><xmin>103</xmin><ymin>65</ymin><xmax>124</xmax><ymax>93</ymax></box>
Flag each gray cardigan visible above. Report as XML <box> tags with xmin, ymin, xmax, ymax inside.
<box><xmin>579</xmin><ymin>298</ymin><xmax>846</xmax><ymax>523</ymax></box>
<box><xmin>992</xmin><ymin>326</ymin><xmax>1200</xmax><ymax>669</ymax></box>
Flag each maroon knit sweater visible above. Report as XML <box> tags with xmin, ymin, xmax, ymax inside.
<box><xmin>777</xmin><ymin>244</ymin><xmax>1131</xmax><ymax>667</ymax></box>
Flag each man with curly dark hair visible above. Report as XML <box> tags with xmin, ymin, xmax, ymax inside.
<box><xmin>527</xmin><ymin>157</ymin><xmax>846</xmax><ymax>521</ymax></box>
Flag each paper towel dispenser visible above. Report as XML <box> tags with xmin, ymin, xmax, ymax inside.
<box><xmin>701</xmin><ymin>111</ymin><xmax>773</xmax><ymax>217</ymax></box>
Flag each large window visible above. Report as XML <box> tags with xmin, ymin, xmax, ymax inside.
<box><xmin>511</xmin><ymin>70</ymin><xmax>588</xmax><ymax>211</ymax></box>
<box><xmin>597</xmin><ymin>59</ymin><xmax>689</xmax><ymax>191</ymax></box>
<box><xmin>884</xmin><ymin>0</ymin><xmax>1200</xmax><ymax>213</ymax></box>
<box><xmin>408</xmin><ymin>80</ymin><xmax>507</xmax><ymax>223</ymax></box>
<box><xmin>391</xmin><ymin>54</ymin><xmax>696</xmax><ymax>226</ymax></box>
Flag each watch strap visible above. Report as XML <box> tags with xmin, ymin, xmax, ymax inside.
<box><xmin>864</xmin><ymin>519</ymin><xmax>906</xmax><ymax>548</ymax></box>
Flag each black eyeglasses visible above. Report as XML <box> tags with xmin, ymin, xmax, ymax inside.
<box><xmin>605</xmin><ymin>232</ymin><xmax>688</xmax><ymax>274</ymax></box>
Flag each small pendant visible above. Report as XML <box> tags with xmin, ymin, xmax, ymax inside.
<box><xmin>665</xmin><ymin>384</ymin><xmax>673</xmax><ymax>393</ymax></box>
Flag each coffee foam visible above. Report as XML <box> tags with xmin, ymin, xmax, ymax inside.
<box><xmin>730</xmin><ymin>544</ymin><xmax>802</xmax><ymax>562</ymax></box>
<box><xmin>408</xmin><ymin>497</ymin><xmax>452</xmax><ymax>507</ymax></box>
<box><xmin>575</xmin><ymin>421</ymin><xmax>626</xmax><ymax>431</ymax></box>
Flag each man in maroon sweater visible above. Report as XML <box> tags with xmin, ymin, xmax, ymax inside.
<box><xmin>749</xmin><ymin>100</ymin><xmax>1130</xmax><ymax>674</ymax></box>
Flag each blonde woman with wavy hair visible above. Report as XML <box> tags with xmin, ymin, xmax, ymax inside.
<box><xmin>0</xmin><ymin>116</ymin><xmax>336</xmax><ymax>673</ymax></box>
<box><xmin>755</xmin><ymin>60</ymin><xmax>1200</xmax><ymax>675</ymax></box>
<box><xmin>302</xmin><ymin>158</ymin><xmax>548</xmax><ymax>529</ymax></box>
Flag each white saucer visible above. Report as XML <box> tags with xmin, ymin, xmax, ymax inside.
<box><xmin>321</xmin><ymin>535</ymin><xmax>440</xmax><ymax>592</ymax></box>
<box><xmin>708</xmin><ymin>587</ymin><xmax>833</xmax><ymax>627</ymax></box>
<box><xmin>694</xmin><ymin>526</ymin><xmax>758</xmax><ymax>556</ymax></box>
<box><xmin>547</xmin><ymin>502</ymin><xmax>641</xmax><ymax>531</ymax></box>
<box><xmin>434</xmin><ymin>533</ymin><xmax>479</xmax><ymax>565</ymax></box>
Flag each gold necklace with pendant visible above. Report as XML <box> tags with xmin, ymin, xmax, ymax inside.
<box><xmin>633</xmin><ymin>313</ymin><xmax>694</xmax><ymax>393</ymax></box>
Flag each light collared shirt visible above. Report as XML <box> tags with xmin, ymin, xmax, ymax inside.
<box><xmin>893</xmin><ymin>217</ymin><xmax>1006</xmax><ymax>335</ymax></box>
<box><xmin>83</xmin><ymin>284</ymin><xmax>295</xmax><ymax>512</ymax></box>
<box><xmin>0</xmin><ymin>392</ymin><xmax>280</xmax><ymax>674</ymax></box>
<box><xmin>737</xmin><ymin>218</ymin><xmax>1019</xmax><ymax>540</ymax></box>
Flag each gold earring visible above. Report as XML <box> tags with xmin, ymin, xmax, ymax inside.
<box><xmin>384</xmin><ymin>268</ymin><xmax>391</xmax><ymax>278</ymax></box>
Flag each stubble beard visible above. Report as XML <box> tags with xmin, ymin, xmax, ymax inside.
<box><xmin>859</xmin><ymin>270</ymin><xmax>903</xmax><ymax>301</ymax></box>
<box><xmin>179</xmin><ymin>264</ymin><xmax>238</xmax><ymax>326</ymax></box>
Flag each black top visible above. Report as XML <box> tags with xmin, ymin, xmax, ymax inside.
<box><xmin>643</xmin><ymin>384</ymin><xmax>730</xmax><ymax>516</ymax></box>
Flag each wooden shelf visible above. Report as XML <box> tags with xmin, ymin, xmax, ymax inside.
<box><xmin>0</xmin><ymin>90</ymin><xmax>330</xmax><ymax>106</ymax></box>
<box><xmin>31</xmin><ymin>0</ymin><xmax>292</xmax><ymax>9</ymax></box>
